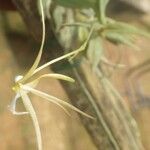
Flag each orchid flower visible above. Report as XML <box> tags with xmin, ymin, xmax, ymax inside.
<box><xmin>8</xmin><ymin>0</ymin><xmax>93</xmax><ymax>150</ymax></box>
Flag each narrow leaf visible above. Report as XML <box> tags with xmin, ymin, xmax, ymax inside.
<box><xmin>101</xmin><ymin>57</ymin><xmax>125</xmax><ymax>68</ymax></box>
<box><xmin>104</xmin><ymin>31</ymin><xmax>139</xmax><ymax>50</ymax></box>
<box><xmin>98</xmin><ymin>0</ymin><xmax>109</xmax><ymax>24</ymax></box>
<box><xmin>87</xmin><ymin>36</ymin><xmax>103</xmax><ymax>69</ymax></box>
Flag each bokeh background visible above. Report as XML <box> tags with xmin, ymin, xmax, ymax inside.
<box><xmin>0</xmin><ymin>0</ymin><xmax>150</xmax><ymax>150</ymax></box>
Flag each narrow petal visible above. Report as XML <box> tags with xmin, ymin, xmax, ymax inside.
<box><xmin>34</xmin><ymin>26</ymin><xmax>94</xmax><ymax>74</ymax></box>
<box><xmin>22</xmin><ymin>85</ymin><xmax>70</xmax><ymax>116</ymax></box>
<box><xmin>36</xmin><ymin>73</ymin><xmax>75</xmax><ymax>82</ymax></box>
<box><xmin>20</xmin><ymin>90</ymin><xmax>42</xmax><ymax>150</ymax></box>
<box><xmin>23</xmin><ymin>85</ymin><xmax>94</xmax><ymax>119</ymax></box>
<box><xmin>20</xmin><ymin>0</ymin><xmax>45</xmax><ymax>83</ymax></box>
<box><xmin>25</xmin><ymin>73</ymin><xmax>75</xmax><ymax>89</ymax></box>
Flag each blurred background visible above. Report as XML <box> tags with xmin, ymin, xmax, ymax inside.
<box><xmin>0</xmin><ymin>0</ymin><xmax>150</xmax><ymax>150</ymax></box>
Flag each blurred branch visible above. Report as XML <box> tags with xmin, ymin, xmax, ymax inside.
<box><xmin>0</xmin><ymin>0</ymin><xmax>16</xmax><ymax>10</ymax></box>
<box><xmin>12</xmin><ymin>0</ymin><xmax>54</xmax><ymax>42</ymax></box>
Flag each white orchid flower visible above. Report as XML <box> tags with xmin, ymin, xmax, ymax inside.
<box><xmin>8</xmin><ymin>0</ymin><xmax>94</xmax><ymax>150</ymax></box>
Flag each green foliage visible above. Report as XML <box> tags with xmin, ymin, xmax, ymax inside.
<box><xmin>103</xmin><ymin>31</ymin><xmax>138</xmax><ymax>49</ymax></box>
<box><xmin>10</xmin><ymin>1</ymin><xmax>95</xmax><ymax>150</ymax></box>
<box><xmin>87</xmin><ymin>36</ymin><xmax>103</xmax><ymax>69</ymax></box>
<box><xmin>47</xmin><ymin>0</ymin><xmax>149</xmax><ymax>69</ymax></box>
<box><xmin>54</xmin><ymin>0</ymin><xmax>110</xmax><ymax>24</ymax></box>
<box><xmin>18</xmin><ymin>1</ymin><xmax>150</xmax><ymax>150</ymax></box>
<box><xmin>55</xmin><ymin>0</ymin><xmax>97</xmax><ymax>9</ymax></box>
<box><xmin>102</xmin><ymin>19</ymin><xmax>150</xmax><ymax>50</ymax></box>
<box><xmin>98</xmin><ymin>0</ymin><xmax>109</xmax><ymax>23</ymax></box>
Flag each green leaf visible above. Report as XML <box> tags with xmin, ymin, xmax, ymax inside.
<box><xmin>55</xmin><ymin>0</ymin><xmax>96</xmax><ymax>9</ymax></box>
<box><xmin>107</xmin><ymin>20</ymin><xmax>150</xmax><ymax>38</ymax></box>
<box><xmin>98</xmin><ymin>0</ymin><xmax>109</xmax><ymax>24</ymax></box>
<box><xmin>87</xmin><ymin>36</ymin><xmax>103</xmax><ymax>69</ymax></box>
<box><xmin>78</xmin><ymin>26</ymin><xmax>89</xmax><ymax>42</ymax></box>
<box><xmin>101</xmin><ymin>57</ymin><xmax>125</xmax><ymax>68</ymax></box>
<box><xmin>104</xmin><ymin>31</ymin><xmax>139</xmax><ymax>50</ymax></box>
